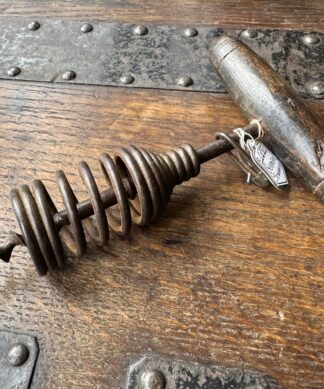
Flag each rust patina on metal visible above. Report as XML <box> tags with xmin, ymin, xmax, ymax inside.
<box><xmin>126</xmin><ymin>355</ymin><xmax>282</xmax><ymax>388</ymax></box>
<box><xmin>0</xmin><ymin>124</ymin><xmax>260</xmax><ymax>275</ymax></box>
<box><xmin>0</xmin><ymin>330</ymin><xmax>39</xmax><ymax>389</ymax></box>
<box><xmin>0</xmin><ymin>18</ymin><xmax>323</xmax><ymax>98</ymax></box>
<box><xmin>0</xmin><ymin>35</ymin><xmax>323</xmax><ymax>277</ymax></box>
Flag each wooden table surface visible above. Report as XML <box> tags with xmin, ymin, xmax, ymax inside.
<box><xmin>0</xmin><ymin>1</ymin><xmax>323</xmax><ymax>388</ymax></box>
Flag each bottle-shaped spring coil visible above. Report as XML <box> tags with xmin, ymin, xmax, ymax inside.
<box><xmin>9</xmin><ymin>144</ymin><xmax>200</xmax><ymax>275</ymax></box>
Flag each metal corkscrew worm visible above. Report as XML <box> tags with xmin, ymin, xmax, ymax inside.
<box><xmin>2</xmin><ymin>36</ymin><xmax>323</xmax><ymax>277</ymax></box>
<box><xmin>0</xmin><ymin>125</ymin><xmax>260</xmax><ymax>276</ymax></box>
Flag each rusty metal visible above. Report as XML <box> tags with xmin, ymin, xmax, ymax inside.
<box><xmin>0</xmin><ymin>33</ymin><xmax>323</xmax><ymax>276</ymax></box>
<box><xmin>0</xmin><ymin>125</ymin><xmax>259</xmax><ymax>276</ymax></box>
<box><xmin>0</xmin><ymin>18</ymin><xmax>323</xmax><ymax>98</ymax></box>
<box><xmin>126</xmin><ymin>355</ymin><xmax>282</xmax><ymax>388</ymax></box>
<box><xmin>210</xmin><ymin>37</ymin><xmax>324</xmax><ymax>201</ymax></box>
<box><xmin>0</xmin><ymin>330</ymin><xmax>39</xmax><ymax>389</ymax></box>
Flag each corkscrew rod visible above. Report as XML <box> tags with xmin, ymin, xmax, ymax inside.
<box><xmin>1</xmin><ymin>36</ymin><xmax>322</xmax><ymax>277</ymax></box>
<box><xmin>0</xmin><ymin>124</ymin><xmax>259</xmax><ymax>274</ymax></box>
<box><xmin>54</xmin><ymin>126</ymin><xmax>257</xmax><ymax>229</ymax></box>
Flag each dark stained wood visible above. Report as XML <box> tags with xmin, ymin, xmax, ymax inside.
<box><xmin>0</xmin><ymin>0</ymin><xmax>323</xmax><ymax>31</ymax></box>
<box><xmin>0</xmin><ymin>82</ymin><xmax>323</xmax><ymax>389</ymax></box>
<box><xmin>0</xmin><ymin>2</ymin><xmax>323</xmax><ymax>388</ymax></box>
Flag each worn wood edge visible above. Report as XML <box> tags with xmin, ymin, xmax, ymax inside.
<box><xmin>0</xmin><ymin>1</ymin><xmax>323</xmax><ymax>31</ymax></box>
<box><xmin>0</xmin><ymin>80</ymin><xmax>323</xmax><ymax>389</ymax></box>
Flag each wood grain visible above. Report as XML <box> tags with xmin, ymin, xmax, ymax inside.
<box><xmin>0</xmin><ymin>1</ymin><xmax>323</xmax><ymax>388</ymax></box>
<box><xmin>0</xmin><ymin>0</ymin><xmax>323</xmax><ymax>31</ymax></box>
<box><xmin>0</xmin><ymin>81</ymin><xmax>323</xmax><ymax>388</ymax></box>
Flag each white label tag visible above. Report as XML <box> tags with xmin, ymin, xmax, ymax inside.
<box><xmin>249</xmin><ymin>141</ymin><xmax>288</xmax><ymax>188</ymax></box>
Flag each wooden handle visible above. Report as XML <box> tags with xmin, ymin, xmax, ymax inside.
<box><xmin>210</xmin><ymin>36</ymin><xmax>324</xmax><ymax>201</ymax></box>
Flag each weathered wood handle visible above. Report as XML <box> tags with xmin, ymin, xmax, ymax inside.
<box><xmin>210</xmin><ymin>36</ymin><xmax>324</xmax><ymax>201</ymax></box>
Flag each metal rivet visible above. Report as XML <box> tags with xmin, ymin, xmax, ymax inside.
<box><xmin>308</xmin><ymin>81</ymin><xmax>324</xmax><ymax>96</ymax></box>
<box><xmin>8</xmin><ymin>344</ymin><xmax>29</xmax><ymax>366</ymax></box>
<box><xmin>184</xmin><ymin>27</ymin><xmax>198</xmax><ymax>37</ymax></box>
<box><xmin>120</xmin><ymin>75</ymin><xmax>135</xmax><ymax>84</ymax></box>
<box><xmin>7</xmin><ymin>67</ymin><xmax>21</xmax><ymax>77</ymax></box>
<box><xmin>140</xmin><ymin>369</ymin><xmax>166</xmax><ymax>389</ymax></box>
<box><xmin>133</xmin><ymin>25</ymin><xmax>148</xmax><ymax>36</ymax></box>
<box><xmin>28</xmin><ymin>21</ymin><xmax>40</xmax><ymax>31</ymax></box>
<box><xmin>81</xmin><ymin>23</ymin><xmax>93</xmax><ymax>33</ymax></box>
<box><xmin>241</xmin><ymin>29</ymin><xmax>258</xmax><ymax>39</ymax></box>
<box><xmin>62</xmin><ymin>70</ymin><xmax>76</xmax><ymax>81</ymax></box>
<box><xmin>302</xmin><ymin>34</ymin><xmax>320</xmax><ymax>45</ymax></box>
<box><xmin>177</xmin><ymin>76</ymin><xmax>193</xmax><ymax>87</ymax></box>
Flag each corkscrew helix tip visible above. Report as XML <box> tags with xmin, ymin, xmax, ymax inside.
<box><xmin>0</xmin><ymin>231</ymin><xmax>24</xmax><ymax>263</ymax></box>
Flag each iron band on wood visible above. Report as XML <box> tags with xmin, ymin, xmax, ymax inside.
<box><xmin>0</xmin><ymin>18</ymin><xmax>323</xmax><ymax>98</ymax></box>
<box><xmin>0</xmin><ymin>36</ymin><xmax>322</xmax><ymax>276</ymax></box>
<box><xmin>0</xmin><ymin>330</ymin><xmax>39</xmax><ymax>389</ymax></box>
<box><xmin>127</xmin><ymin>355</ymin><xmax>282</xmax><ymax>389</ymax></box>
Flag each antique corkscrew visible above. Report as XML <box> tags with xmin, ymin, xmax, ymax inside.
<box><xmin>0</xmin><ymin>37</ymin><xmax>323</xmax><ymax>276</ymax></box>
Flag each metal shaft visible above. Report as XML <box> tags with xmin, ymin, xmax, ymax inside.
<box><xmin>0</xmin><ymin>123</ymin><xmax>258</xmax><ymax>268</ymax></box>
<box><xmin>54</xmin><ymin>123</ymin><xmax>258</xmax><ymax>230</ymax></box>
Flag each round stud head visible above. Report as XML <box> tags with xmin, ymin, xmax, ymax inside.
<box><xmin>241</xmin><ymin>29</ymin><xmax>258</xmax><ymax>39</ymax></box>
<box><xmin>302</xmin><ymin>34</ymin><xmax>320</xmax><ymax>45</ymax></box>
<box><xmin>81</xmin><ymin>23</ymin><xmax>93</xmax><ymax>33</ymax></box>
<box><xmin>120</xmin><ymin>75</ymin><xmax>135</xmax><ymax>84</ymax></box>
<box><xmin>184</xmin><ymin>27</ymin><xmax>198</xmax><ymax>37</ymax></box>
<box><xmin>7</xmin><ymin>67</ymin><xmax>21</xmax><ymax>77</ymax></box>
<box><xmin>8</xmin><ymin>344</ymin><xmax>29</xmax><ymax>366</ymax></box>
<box><xmin>309</xmin><ymin>81</ymin><xmax>323</xmax><ymax>96</ymax></box>
<box><xmin>133</xmin><ymin>25</ymin><xmax>148</xmax><ymax>36</ymax></box>
<box><xmin>28</xmin><ymin>21</ymin><xmax>40</xmax><ymax>31</ymax></box>
<box><xmin>62</xmin><ymin>70</ymin><xmax>76</xmax><ymax>81</ymax></box>
<box><xmin>140</xmin><ymin>369</ymin><xmax>166</xmax><ymax>389</ymax></box>
<box><xmin>177</xmin><ymin>76</ymin><xmax>193</xmax><ymax>87</ymax></box>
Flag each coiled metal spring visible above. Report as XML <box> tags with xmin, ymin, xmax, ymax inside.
<box><xmin>0</xmin><ymin>123</ymin><xmax>259</xmax><ymax>276</ymax></box>
<box><xmin>9</xmin><ymin>144</ymin><xmax>200</xmax><ymax>275</ymax></box>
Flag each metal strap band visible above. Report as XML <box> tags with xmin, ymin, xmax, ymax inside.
<box><xmin>0</xmin><ymin>330</ymin><xmax>39</xmax><ymax>389</ymax></box>
<box><xmin>127</xmin><ymin>355</ymin><xmax>282</xmax><ymax>388</ymax></box>
<box><xmin>1</xmin><ymin>18</ymin><xmax>323</xmax><ymax>98</ymax></box>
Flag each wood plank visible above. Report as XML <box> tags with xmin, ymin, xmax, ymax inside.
<box><xmin>0</xmin><ymin>1</ymin><xmax>323</xmax><ymax>388</ymax></box>
<box><xmin>0</xmin><ymin>0</ymin><xmax>323</xmax><ymax>31</ymax></box>
<box><xmin>0</xmin><ymin>81</ymin><xmax>323</xmax><ymax>388</ymax></box>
